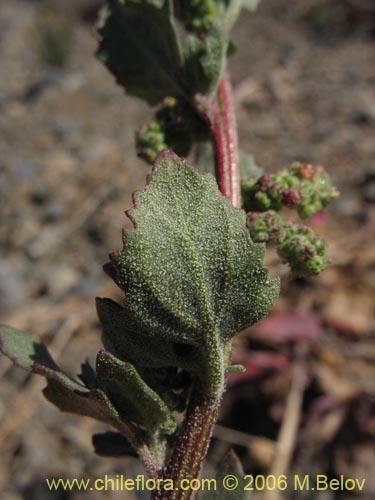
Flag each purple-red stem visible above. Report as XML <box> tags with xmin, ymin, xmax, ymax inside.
<box><xmin>150</xmin><ymin>388</ymin><xmax>220</xmax><ymax>500</ymax></box>
<box><xmin>217</xmin><ymin>73</ymin><xmax>240</xmax><ymax>208</ymax></box>
<box><xmin>196</xmin><ymin>71</ymin><xmax>240</xmax><ymax>208</ymax></box>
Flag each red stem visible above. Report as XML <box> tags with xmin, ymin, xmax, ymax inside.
<box><xmin>217</xmin><ymin>73</ymin><xmax>240</xmax><ymax>207</ymax></box>
<box><xmin>196</xmin><ymin>72</ymin><xmax>240</xmax><ymax>207</ymax></box>
<box><xmin>210</xmin><ymin>103</ymin><xmax>231</xmax><ymax>199</ymax></box>
<box><xmin>150</xmin><ymin>387</ymin><xmax>220</xmax><ymax>500</ymax></box>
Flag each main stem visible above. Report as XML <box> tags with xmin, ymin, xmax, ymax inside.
<box><xmin>151</xmin><ymin>385</ymin><xmax>221</xmax><ymax>500</ymax></box>
<box><xmin>150</xmin><ymin>72</ymin><xmax>240</xmax><ymax>500</ymax></box>
<box><xmin>196</xmin><ymin>71</ymin><xmax>240</xmax><ymax>208</ymax></box>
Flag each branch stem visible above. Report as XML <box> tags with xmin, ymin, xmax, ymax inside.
<box><xmin>217</xmin><ymin>73</ymin><xmax>240</xmax><ymax>207</ymax></box>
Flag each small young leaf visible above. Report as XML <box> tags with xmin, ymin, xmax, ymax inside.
<box><xmin>184</xmin><ymin>26</ymin><xmax>227</xmax><ymax>97</ymax></box>
<box><xmin>96</xmin><ymin>350</ymin><xmax>176</xmax><ymax>434</ymax></box>
<box><xmin>176</xmin><ymin>1</ymin><xmax>256</xmax><ymax>33</ymax></box>
<box><xmin>198</xmin><ymin>450</ymin><xmax>251</xmax><ymax>499</ymax></box>
<box><xmin>78</xmin><ymin>359</ymin><xmax>96</xmax><ymax>389</ymax></box>
<box><xmin>136</xmin><ymin>99</ymin><xmax>208</xmax><ymax>164</ymax></box>
<box><xmin>104</xmin><ymin>151</ymin><xmax>279</xmax><ymax>394</ymax></box>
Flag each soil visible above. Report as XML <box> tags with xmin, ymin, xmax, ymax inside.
<box><xmin>0</xmin><ymin>1</ymin><xmax>374</xmax><ymax>499</ymax></box>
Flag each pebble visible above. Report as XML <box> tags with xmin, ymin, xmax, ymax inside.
<box><xmin>0</xmin><ymin>259</ymin><xmax>26</xmax><ymax>315</ymax></box>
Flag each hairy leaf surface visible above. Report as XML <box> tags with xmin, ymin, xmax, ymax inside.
<box><xmin>184</xmin><ymin>26</ymin><xmax>227</xmax><ymax>97</ymax></box>
<box><xmin>104</xmin><ymin>151</ymin><xmax>279</xmax><ymax>392</ymax></box>
<box><xmin>96</xmin><ymin>350</ymin><xmax>176</xmax><ymax>434</ymax></box>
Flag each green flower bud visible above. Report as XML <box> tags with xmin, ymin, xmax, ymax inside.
<box><xmin>180</xmin><ymin>0</ymin><xmax>217</xmax><ymax>32</ymax></box>
<box><xmin>247</xmin><ymin>211</ymin><xmax>284</xmax><ymax>244</ymax></box>
<box><xmin>136</xmin><ymin>99</ymin><xmax>208</xmax><ymax>164</ymax></box>
<box><xmin>136</xmin><ymin>120</ymin><xmax>168</xmax><ymax>164</ymax></box>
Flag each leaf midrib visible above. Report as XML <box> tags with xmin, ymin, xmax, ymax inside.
<box><xmin>134</xmin><ymin>180</ymin><xmax>218</xmax><ymax>342</ymax></box>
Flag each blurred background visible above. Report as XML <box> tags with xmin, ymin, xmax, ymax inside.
<box><xmin>0</xmin><ymin>0</ymin><xmax>374</xmax><ymax>498</ymax></box>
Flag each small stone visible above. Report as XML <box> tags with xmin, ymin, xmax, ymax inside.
<box><xmin>43</xmin><ymin>202</ymin><xmax>67</xmax><ymax>222</ymax></box>
<box><xmin>0</xmin><ymin>259</ymin><xmax>26</xmax><ymax>315</ymax></box>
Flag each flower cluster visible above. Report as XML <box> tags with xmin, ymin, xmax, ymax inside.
<box><xmin>247</xmin><ymin>211</ymin><xmax>328</xmax><ymax>277</ymax></box>
<box><xmin>242</xmin><ymin>162</ymin><xmax>338</xmax><ymax>218</ymax></box>
<box><xmin>136</xmin><ymin>98</ymin><xmax>207</xmax><ymax>163</ymax></box>
<box><xmin>179</xmin><ymin>0</ymin><xmax>219</xmax><ymax>32</ymax></box>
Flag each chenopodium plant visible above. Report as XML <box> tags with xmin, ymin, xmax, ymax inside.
<box><xmin>0</xmin><ymin>1</ymin><xmax>338</xmax><ymax>499</ymax></box>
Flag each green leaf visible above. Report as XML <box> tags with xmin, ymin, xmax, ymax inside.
<box><xmin>96</xmin><ymin>350</ymin><xmax>176</xmax><ymax>434</ymax></box>
<box><xmin>105</xmin><ymin>151</ymin><xmax>279</xmax><ymax>394</ymax></box>
<box><xmin>0</xmin><ymin>326</ymin><xmax>143</xmax><ymax>446</ymax></box>
<box><xmin>0</xmin><ymin>325</ymin><xmax>58</xmax><ymax>372</ymax></box>
<box><xmin>97</xmin><ymin>0</ymin><xmax>184</xmax><ymax>105</ymax></box>
<box><xmin>198</xmin><ymin>450</ymin><xmax>251</xmax><ymax>499</ymax></box>
<box><xmin>96</xmin><ymin>296</ymin><xmax>206</xmax><ymax>372</ymax></box>
<box><xmin>184</xmin><ymin>26</ymin><xmax>227</xmax><ymax>97</ymax></box>
<box><xmin>97</xmin><ymin>1</ymin><xmax>228</xmax><ymax>104</ymax></box>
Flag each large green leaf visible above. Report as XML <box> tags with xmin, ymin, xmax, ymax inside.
<box><xmin>105</xmin><ymin>151</ymin><xmax>279</xmax><ymax>393</ymax></box>
<box><xmin>97</xmin><ymin>0</ymin><xmax>184</xmax><ymax>105</ymax></box>
<box><xmin>97</xmin><ymin>1</ymin><xmax>228</xmax><ymax>104</ymax></box>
